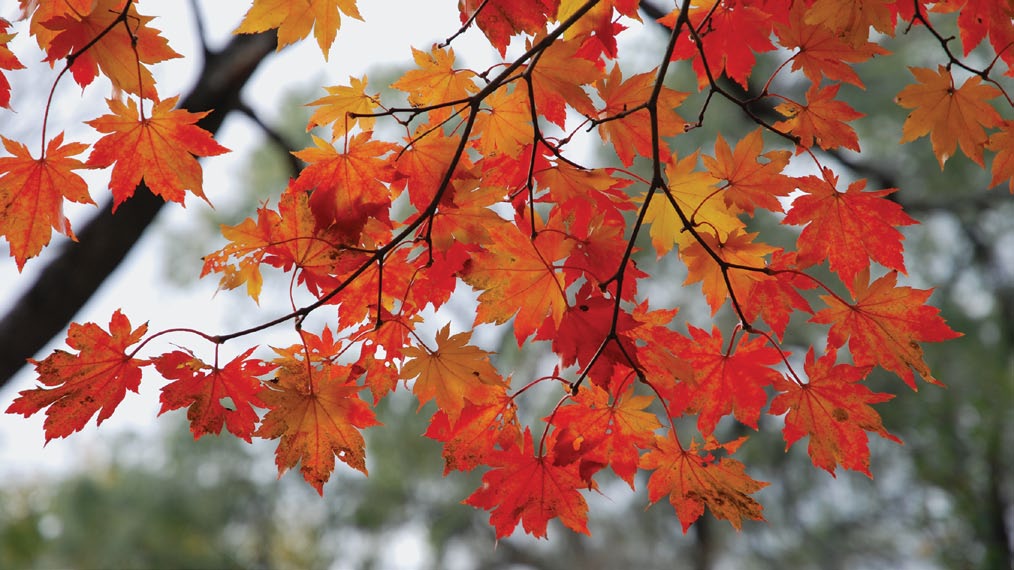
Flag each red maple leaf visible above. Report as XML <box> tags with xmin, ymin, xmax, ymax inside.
<box><xmin>256</xmin><ymin>356</ymin><xmax>380</xmax><ymax>495</ymax></box>
<box><xmin>458</xmin><ymin>0</ymin><xmax>558</xmax><ymax>56</ymax></box>
<box><xmin>464</xmin><ymin>428</ymin><xmax>589</xmax><ymax>538</ymax></box>
<box><xmin>41</xmin><ymin>0</ymin><xmax>180</xmax><ymax>98</ymax></box>
<box><xmin>5</xmin><ymin>310</ymin><xmax>149</xmax><ymax>442</ymax></box>
<box><xmin>666</xmin><ymin>2</ymin><xmax>777</xmax><ymax>89</ymax></box>
<box><xmin>292</xmin><ymin>132</ymin><xmax>398</xmax><ymax>232</ymax></box>
<box><xmin>782</xmin><ymin>169</ymin><xmax>916</xmax><ymax>293</ymax></box>
<box><xmin>86</xmin><ymin>97</ymin><xmax>229</xmax><ymax>210</ymax></box>
<box><xmin>425</xmin><ymin>391</ymin><xmax>522</xmax><ymax>474</ymax></box>
<box><xmin>551</xmin><ymin>384</ymin><xmax>661</xmax><ymax>486</ymax></box>
<box><xmin>770</xmin><ymin>348</ymin><xmax>901</xmax><ymax>477</ymax></box>
<box><xmin>154</xmin><ymin>347</ymin><xmax>277</xmax><ymax>442</ymax></box>
<box><xmin>812</xmin><ymin>270</ymin><xmax>961</xmax><ymax>389</ymax></box>
<box><xmin>671</xmin><ymin>326</ymin><xmax>783</xmax><ymax>435</ymax></box>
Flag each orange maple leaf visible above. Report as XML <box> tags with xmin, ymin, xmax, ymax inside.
<box><xmin>472</xmin><ymin>87</ymin><xmax>533</xmax><ymax>157</ymax></box>
<box><xmin>306</xmin><ymin>75</ymin><xmax>380</xmax><ymax>139</ymax></box>
<box><xmin>680</xmin><ymin>229</ymin><xmax>776</xmax><ymax>315</ymax></box>
<box><xmin>0</xmin><ymin>18</ymin><xmax>25</xmax><ymax>109</ymax></box>
<box><xmin>640</xmin><ymin>432</ymin><xmax>767</xmax><ymax>532</ymax></box>
<box><xmin>5</xmin><ymin>310</ymin><xmax>149</xmax><ymax>442</ymax></box>
<box><xmin>987</xmin><ymin>120</ymin><xmax>1014</xmax><ymax>192</ymax></box>
<box><xmin>0</xmin><ymin>133</ymin><xmax>93</xmax><ymax>269</ymax></box>
<box><xmin>41</xmin><ymin>0</ymin><xmax>180</xmax><ymax>99</ymax></box>
<box><xmin>528</xmin><ymin>37</ymin><xmax>601</xmax><ymax>127</ymax></box>
<box><xmin>811</xmin><ymin>270</ymin><xmax>961</xmax><ymax>389</ymax></box>
<box><xmin>256</xmin><ymin>356</ymin><xmax>380</xmax><ymax>495</ymax></box>
<box><xmin>897</xmin><ymin>65</ymin><xmax>1002</xmax><ymax>168</ymax></box>
<box><xmin>154</xmin><ymin>347</ymin><xmax>277</xmax><ymax>442</ymax></box>
<box><xmin>782</xmin><ymin>170</ymin><xmax>916</xmax><ymax>293</ymax></box>
<box><xmin>803</xmin><ymin>0</ymin><xmax>896</xmax><ymax>46</ymax></box>
<box><xmin>390</xmin><ymin>45</ymin><xmax>478</xmax><ymax>124</ymax></box>
<box><xmin>464</xmin><ymin>428</ymin><xmax>589</xmax><ymax>539</ymax></box>
<box><xmin>770</xmin><ymin>348</ymin><xmax>901</xmax><ymax>477</ymax></box>
<box><xmin>595</xmin><ymin>66</ymin><xmax>688</xmax><ymax>166</ymax></box>
<box><xmin>400</xmin><ymin>324</ymin><xmax>506</xmax><ymax>421</ymax></box>
<box><xmin>775</xmin><ymin>83</ymin><xmax>864</xmax><ymax>152</ymax></box>
<box><xmin>235</xmin><ymin>0</ymin><xmax>363</xmax><ymax>57</ymax></box>
<box><xmin>461</xmin><ymin>223</ymin><xmax>572</xmax><ymax>343</ymax></box>
<box><xmin>703</xmin><ymin>129</ymin><xmax>794</xmax><ymax>215</ymax></box>
<box><xmin>85</xmin><ymin>97</ymin><xmax>229</xmax><ymax>211</ymax></box>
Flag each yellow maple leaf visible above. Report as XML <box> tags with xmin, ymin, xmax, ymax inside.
<box><xmin>235</xmin><ymin>0</ymin><xmax>362</xmax><ymax>58</ymax></box>
<box><xmin>307</xmin><ymin>75</ymin><xmax>380</xmax><ymax>139</ymax></box>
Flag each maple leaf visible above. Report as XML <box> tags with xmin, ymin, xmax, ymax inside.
<box><xmin>235</xmin><ymin>0</ymin><xmax>363</xmax><ymax>57</ymax></box>
<box><xmin>464</xmin><ymin>428</ymin><xmax>589</xmax><ymax>539</ymax></box>
<box><xmin>256</xmin><ymin>356</ymin><xmax>380</xmax><ymax>494</ymax></box>
<box><xmin>702</xmin><ymin>129</ymin><xmax>794</xmax><ymax>215</ymax></box>
<box><xmin>459</xmin><ymin>0</ymin><xmax>558</xmax><ymax>56</ymax></box>
<box><xmin>774</xmin><ymin>83</ymin><xmax>864</xmax><ymax>152</ymax></box>
<box><xmin>644</xmin><ymin>151</ymin><xmax>743</xmax><ymax>257</ymax></box>
<box><xmin>425</xmin><ymin>391</ymin><xmax>521</xmax><ymax>474</ymax></box>
<box><xmin>671</xmin><ymin>326</ymin><xmax>783</xmax><ymax>435</ymax></box>
<box><xmin>742</xmin><ymin>250</ymin><xmax>815</xmax><ymax>340</ymax></box>
<box><xmin>932</xmin><ymin>0</ymin><xmax>1014</xmax><ymax>76</ymax></box>
<box><xmin>306</xmin><ymin>75</ymin><xmax>380</xmax><ymax>139</ymax></box>
<box><xmin>5</xmin><ymin>310</ymin><xmax>148</xmax><ymax>442</ymax></box>
<box><xmin>811</xmin><ymin>270</ymin><xmax>961</xmax><ymax>389</ymax></box>
<box><xmin>41</xmin><ymin>0</ymin><xmax>180</xmax><ymax>99</ymax></box>
<box><xmin>770</xmin><ymin>348</ymin><xmax>901</xmax><ymax>477</ymax></box>
<box><xmin>85</xmin><ymin>97</ymin><xmax>229</xmax><ymax>211</ymax></box>
<box><xmin>461</xmin><ymin>223</ymin><xmax>572</xmax><ymax>343</ymax></box>
<box><xmin>680</xmin><ymin>229</ymin><xmax>776</xmax><ymax>315</ymax></box>
<box><xmin>391</xmin><ymin>45</ymin><xmax>478</xmax><ymax>124</ymax></box>
<box><xmin>154</xmin><ymin>347</ymin><xmax>277</xmax><ymax>442</ymax></box>
<box><xmin>529</xmin><ymin>37</ymin><xmax>601</xmax><ymax>127</ymax></box>
<box><xmin>775</xmin><ymin>1</ymin><xmax>889</xmax><ymax>89</ymax></box>
<box><xmin>595</xmin><ymin>66</ymin><xmax>688</xmax><ymax>166</ymax></box>
<box><xmin>803</xmin><ymin>0</ymin><xmax>896</xmax><ymax>46</ymax></box>
<box><xmin>292</xmin><ymin>132</ymin><xmax>398</xmax><ymax>231</ymax></box>
<box><xmin>782</xmin><ymin>170</ymin><xmax>916</xmax><ymax>293</ymax></box>
<box><xmin>0</xmin><ymin>133</ymin><xmax>92</xmax><ymax>270</ymax></box>
<box><xmin>0</xmin><ymin>18</ymin><xmax>25</xmax><ymax>109</ymax></box>
<box><xmin>897</xmin><ymin>65</ymin><xmax>1002</xmax><ymax>168</ymax></box>
<box><xmin>666</xmin><ymin>1</ymin><xmax>777</xmax><ymax>89</ymax></box>
<box><xmin>472</xmin><ymin>87</ymin><xmax>533</xmax><ymax>157</ymax></box>
<box><xmin>551</xmin><ymin>384</ymin><xmax>661</xmax><ymax>487</ymax></box>
<box><xmin>640</xmin><ymin>432</ymin><xmax>767</xmax><ymax>532</ymax></box>
<box><xmin>987</xmin><ymin>120</ymin><xmax>1014</xmax><ymax>192</ymax></box>
<box><xmin>400</xmin><ymin>324</ymin><xmax>506</xmax><ymax>421</ymax></box>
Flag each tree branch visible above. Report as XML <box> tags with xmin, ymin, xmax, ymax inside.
<box><xmin>0</xmin><ymin>31</ymin><xmax>278</xmax><ymax>389</ymax></box>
